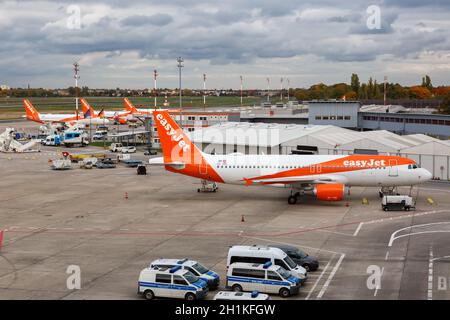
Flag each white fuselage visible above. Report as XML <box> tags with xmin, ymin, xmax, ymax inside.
<box><xmin>198</xmin><ymin>154</ymin><xmax>431</xmax><ymax>187</ymax></box>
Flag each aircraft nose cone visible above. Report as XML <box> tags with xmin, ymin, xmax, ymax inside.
<box><xmin>420</xmin><ymin>169</ymin><xmax>432</xmax><ymax>181</ymax></box>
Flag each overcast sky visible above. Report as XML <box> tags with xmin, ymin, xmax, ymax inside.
<box><xmin>1</xmin><ymin>0</ymin><xmax>449</xmax><ymax>89</ymax></box>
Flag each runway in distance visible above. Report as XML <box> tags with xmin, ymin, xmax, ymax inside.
<box><xmin>150</xmin><ymin>111</ymin><xmax>433</xmax><ymax>204</ymax></box>
<box><xmin>23</xmin><ymin>99</ymin><xmax>109</xmax><ymax>126</ymax></box>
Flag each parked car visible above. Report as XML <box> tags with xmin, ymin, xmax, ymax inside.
<box><xmin>96</xmin><ymin>162</ymin><xmax>116</xmax><ymax>169</ymax></box>
<box><xmin>121</xmin><ymin>146</ymin><xmax>136</xmax><ymax>153</ymax></box>
<box><xmin>144</xmin><ymin>149</ymin><xmax>158</xmax><ymax>156</ymax></box>
<box><xmin>268</xmin><ymin>244</ymin><xmax>319</xmax><ymax>271</ymax></box>
<box><xmin>109</xmin><ymin>143</ymin><xmax>123</xmax><ymax>152</ymax></box>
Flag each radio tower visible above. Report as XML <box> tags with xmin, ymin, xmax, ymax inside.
<box><xmin>73</xmin><ymin>62</ymin><xmax>80</xmax><ymax>120</ymax></box>
<box><xmin>153</xmin><ymin>69</ymin><xmax>158</xmax><ymax>108</ymax></box>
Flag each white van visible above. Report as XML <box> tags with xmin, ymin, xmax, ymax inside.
<box><xmin>227</xmin><ymin>245</ymin><xmax>307</xmax><ymax>281</ymax></box>
<box><xmin>137</xmin><ymin>265</ymin><xmax>208</xmax><ymax>300</ymax></box>
<box><xmin>150</xmin><ymin>258</ymin><xmax>220</xmax><ymax>289</ymax></box>
<box><xmin>227</xmin><ymin>262</ymin><xmax>301</xmax><ymax>297</ymax></box>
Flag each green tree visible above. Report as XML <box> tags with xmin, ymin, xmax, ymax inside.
<box><xmin>350</xmin><ymin>73</ymin><xmax>360</xmax><ymax>94</ymax></box>
<box><xmin>421</xmin><ymin>75</ymin><xmax>433</xmax><ymax>90</ymax></box>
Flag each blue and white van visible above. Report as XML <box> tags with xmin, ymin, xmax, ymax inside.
<box><xmin>138</xmin><ymin>265</ymin><xmax>208</xmax><ymax>300</ymax></box>
<box><xmin>150</xmin><ymin>258</ymin><xmax>220</xmax><ymax>289</ymax></box>
<box><xmin>227</xmin><ymin>262</ymin><xmax>301</xmax><ymax>297</ymax></box>
<box><xmin>227</xmin><ymin>245</ymin><xmax>307</xmax><ymax>282</ymax></box>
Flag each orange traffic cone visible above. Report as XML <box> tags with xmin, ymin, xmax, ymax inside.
<box><xmin>125</xmin><ymin>192</ymin><xmax>128</xmax><ymax>200</ymax></box>
<box><xmin>241</xmin><ymin>215</ymin><xmax>245</xmax><ymax>222</ymax></box>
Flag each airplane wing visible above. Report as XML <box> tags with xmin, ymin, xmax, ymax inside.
<box><xmin>244</xmin><ymin>175</ymin><xmax>348</xmax><ymax>186</ymax></box>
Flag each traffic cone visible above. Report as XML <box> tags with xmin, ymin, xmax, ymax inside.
<box><xmin>241</xmin><ymin>215</ymin><xmax>245</xmax><ymax>222</ymax></box>
<box><xmin>125</xmin><ymin>192</ymin><xmax>128</xmax><ymax>200</ymax></box>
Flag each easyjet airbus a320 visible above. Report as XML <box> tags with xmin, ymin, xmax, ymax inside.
<box><xmin>150</xmin><ymin>111</ymin><xmax>432</xmax><ymax>204</ymax></box>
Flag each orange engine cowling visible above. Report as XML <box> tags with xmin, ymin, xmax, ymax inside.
<box><xmin>314</xmin><ymin>184</ymin><xmax>345</xmax><ymax>201</ymax></box>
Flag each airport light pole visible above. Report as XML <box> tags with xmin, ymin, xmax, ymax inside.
<box><xmin>177</xmin><ymin>57</ymin><xmax>184</xmax><ymax>110</ymax></box>
<box><xmin>266</xmin><ymin>78</ymin><xmax>270</xmax><ymax>103</ymax></box>
<box><xmin>203</xmin><ymin>73</ymin><xmax>206</xmax><ymax>111</ymax></box>
<box><xmin>153</xmin><ymin>69</ymin><xmax>158</xmax><ymax>108</ymax></box>
<box><xmin>177</xmin><ymin>57</ymin><xmax>184</xmax><ymax>129</ymax></box>
<box><xmin>384</xmin><ymin>75</ymin><xmax>387</xmax><ymax>106</ymax></box>
<box><xmin>73</xmin><ymin>62</ymin><xmax>80</xmax><ymax>120</ymax></box>
<box><xmin>287</xmin><ymin>78</ymin><xmax>290</xmax><ymax>101</ymax></box>
<box><xmin>280</xmin><ymin>77</ymin><xmax>284</xmax><ymax>102</ymax></box>
<box><xmin>240</xmin><ymin>75</ymin><xmax>243</xmax><ymax>107</ymax></box>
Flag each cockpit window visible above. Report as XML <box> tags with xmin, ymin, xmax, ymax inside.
<box><xmin>409</xmin><ymin>164</ymin><xmax>419</xmax><ymax>169</ymax></box>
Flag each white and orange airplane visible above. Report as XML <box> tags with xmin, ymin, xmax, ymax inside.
<box><xmin>80</xmin><ymin>98</ymin><xmax>130</xmax><ymax>124</ymax></box>
<box><xmin>150</xmin><ymin>111</ymin><xmax>432</xmax><ymax>204</ymax></box>
<box><xmin>123</xmin><ymin>97</ymin><xmax>178</xmax><ymax>116</ymax></box>
<box><xmin>24</xmin><ymin>99</ymin><xmax>109</xmax><ymax>126</ymax></box>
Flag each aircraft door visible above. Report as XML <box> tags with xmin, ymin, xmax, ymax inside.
<box><xmin>389</xmin><ymin>159</ymin><xmax>398</xmax><ymax>176</ymax></box>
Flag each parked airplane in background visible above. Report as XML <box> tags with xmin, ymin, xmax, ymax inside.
<box><xmin>150</xmin><ymin>111</ymin><xmax>432</xmax><ymax>204</ymax></box>
<box><xmin>24</xmin><ymin>99</ymin><xmax>109</xmax><ymax>126</ymax></box>
<box><xmin>80</xmin><ymin>98</ymin><xmax>131</xmax><ymax>124</ymax></box>
<box><xmin>123</xmin><ymin>97</ymin><xmax>175</xmax><ymax>116</ymax></box>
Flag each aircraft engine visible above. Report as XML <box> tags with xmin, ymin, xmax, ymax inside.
<box><xmin>314</xmin><ymin>184</ymin><xmax>345</xmax><ymax>201</ymax></box>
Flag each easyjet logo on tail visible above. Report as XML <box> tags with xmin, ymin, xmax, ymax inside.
<box><xmin>156</xmin><ymin>113</ymin><xmax>190</xmax><ymax>152</ymax></box>
<box><xmin>23</xmin><ymin>99</ymin><xmax>42</xmax><ymax>123</ymax></box>
<box><xmin>343</xmin><ymin>159</ymin><xmax>386</xmax><ymax>167</ymax></box>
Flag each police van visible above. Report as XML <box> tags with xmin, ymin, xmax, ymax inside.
<box><xmin>227</xmin><ymin>245</ymin><xmax>307</xmax><ymax>282</ymax></box>
<box><xmin>227</xmin><ymin>262</ymin><xmax>301</xmax><ymax>297</ymax></box>
<box><xmin>138</xmin><ymin>265</ymin><xmax>208</xmax><ymax>300</ymax></box>
<box><xmin>150</xmin><ymin>258</ymin><xmax>220</xmax><ymax>289</ymax></box>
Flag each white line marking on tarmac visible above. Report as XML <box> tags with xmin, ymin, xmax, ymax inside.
<box><xmin>317</xmin><ymin>229</ymin><xmax>354</xmax><ymax>237</ymax></box>
<box><xmin>305</xmin><ymin>257</ymin><xmax>333</xmax><ymax>300</ymax></box>
<box><xmin>353</xmin><ymin>222</ymin><xmax>363</xmax><ymax>236</ymax></box>
<box><xmin>428</xmin><ymin>246</ymin><xmax>433</xmax><ymax>300</ymax></box>
<box><xmin>317</xmin><ymin>253</ymin><xmax>345</xmax><ymax>299</ymax></box>
<box><xmin>388</xmin><ymin>221</ymin><xmax>450</xmax><ymax>247</ymax></box>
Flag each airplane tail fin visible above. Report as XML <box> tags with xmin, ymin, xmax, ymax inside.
<box><xmin>23</xmin><ymin>99</ymin><xmax>42</xmax><ymax>123</ymax></box>
<box><xmin>152</xmin><ymin>111</ymin><xmax>224</xmax><ymax>182</ymax></box>
<box><xmin>153</xmin><ymin>111</ymin><xmax>198</xmax><ymax>163</ymax></box>
<box><xmin>80</xmin><ymin>98</ymin><xmax>95</xmax><ymax>118</ymax></box>
<box><xmin>124</xmin><ymin>97</ymin><xmax>138</xmax><ymax>114</ymax></box>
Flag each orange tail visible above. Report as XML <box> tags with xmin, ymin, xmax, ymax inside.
<box><xmin>124</xmin><ymin>97</ymin><xmax>138</xmax><ymax>114</ymax></box>
<box><xmin>80</xmin><ymin>98</ymin><xmax>97</xmax><ymax>118</ymax></box>
<box><xmin>152</xmin><ymin>111</ymin><xmax>223</xmax><ymax>183</ymax></box>
<box><xmin>23</xmin><ymin>99</ymin><xmax>42</xmax><ymax>123</ymax></box>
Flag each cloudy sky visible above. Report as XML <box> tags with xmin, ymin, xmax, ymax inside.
<box><xmin>1</xmin><ymin>0</ymin><xmax>449</xmax><ymax>89</ymax></box>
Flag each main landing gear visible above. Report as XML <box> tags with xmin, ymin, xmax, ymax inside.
<box><xmin>288</xmin><ymin>191</ymin><xmax>301</xmax><ymax>205</ymax></box>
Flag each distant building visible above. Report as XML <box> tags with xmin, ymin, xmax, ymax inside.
<box><xmin>0</xmin><ymin>85</ymin><xmax>11</xmax><ymax>90</ymax></box>
<box><xmin>308</xmin><ymin>100</ymin><xmax>360</xmax><ymax>128</ymax></box>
